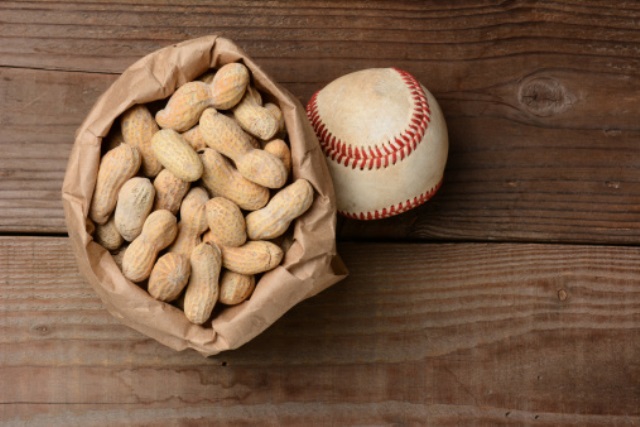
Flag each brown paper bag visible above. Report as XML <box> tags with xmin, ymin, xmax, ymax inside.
<box><xmin>61</xmin><ymin>35</ymin><xmax>348</xmax><ymax>356</ymax></box>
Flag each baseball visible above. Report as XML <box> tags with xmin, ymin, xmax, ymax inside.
<box><xmin>306</xmin><ymin>68</ymin><xmax>448</xmax><ymax>220</ymax></box>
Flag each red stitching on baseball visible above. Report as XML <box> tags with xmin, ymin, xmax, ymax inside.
<box><xmin>339</xmin><ymin>179</ymin><xmax>443</xmax><ymax>220</ymax></box>
<box><xmin>306</xmin><ymin>68</ymin><xmax>430</xmax><ymax>171</ymax></box>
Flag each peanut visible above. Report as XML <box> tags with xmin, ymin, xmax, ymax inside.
<box><xmin>219</xmin><ymin>271</ymin><xmax>255</xmax><ymax>305</ymax></box>
<box><xmin>209</xmin><ymin>62</ymin><xmax>250</xmax><ymax>110</ymax></box>
<box><xmin>90</xmin><ymin>143</ymin><xmax>141</xmax><ymax>225</ymax></box>
<box><xmin>263</xmin><ymin>139</ymin><xmax>291</xmax><ymax>174</ymax></box>
<box><xmin>148</xmin><ymin>253</ymin><xmax>191</xmax><ymax>302</ymax></box>
<box><xmin>221</xmin><ymin>240</ymin><xmax>283</xmax><ymax>275</ymax></box>
<box><xmin>200</xmin><ymin>148</ymin><xmax>269</xmax><ymax>211</ymax></box>
<box><xmin>121</xmin><ymin>105</ymin><xmax>162</xmax><ymax>177</ymax></box>
<box><xmin>168</xmin><ymin>187</ymin><xmax>209</xmax><ymax>257</ymax></box>
<box><xmin>264</xmin><ymin>102</ymin><xmax>285</xmax><ymax>134</ymax></box>
<box><xmin>232</xmin><ymin>90</ymin><xmax>279</xmax><ymax>140</ymax></box>
<box><xmin>155</xmin><ymin>81</ymin><xmax>213</xmax><ymax>132</ymax></box>
<box><xmin>199</xmin><ymin>108</ymin><xmax>251</xmax><ymax>158</ymax></box>
<box><xmin>199</xmin><ymin>108</ymin><xmax>287</xmax><ymax>189</ymax></box>
<box><xmin>236</xmin><ymin>149</ymin><xmax>288</xmax><ymax>189</ymax></box>
<box><xmin>94</xmin><ymin>214</ymin><xmax>123</xmax><ymax>251</ymax></box>
<box><xmin>115</xmin><ymin>177</ymin><xmax>155</xmax><ymax>242</ymax></box>
<box><xmin>246</xmin><ymin>179</ymin><xmax>314</xmax><ymax>240</ymax></box>
<box><xmin>181</xmin><ymin>125</ymin><xmax>207</xmax><ymax>152</ymax></box>
<box><xmin>153</xmin><ymin>169</ymin><xmax>190</xmax><ymax>215</ymax></box>
<box><xmin>184</xmin><ymin>242</ymin><xmax>221</xmax><ymax>325</ymax></box>
<box><xmin>151</xmin><ymin>129</ymin><xmax>203</xmax><ymax>182</ymax></box>
<box><xmin>122</xmin><ymin>210</ymin><xmax>178</xmax><ymax>282</ymax></box>
<box><xmin>205</xmin><ymin>197</ymin><xmax>247</xmax><ymax>247</ymax></box>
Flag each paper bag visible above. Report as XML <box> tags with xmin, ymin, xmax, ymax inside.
<box><xmin>61</xmin><ymin>35</ymin><xmax>348</xmax><ymax>356</ymax></box>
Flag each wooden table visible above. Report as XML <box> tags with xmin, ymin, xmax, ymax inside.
<box><xmin>2</xmin><ymin>1</ymin><xmax>640</xmax><ymax>425</ymax></box>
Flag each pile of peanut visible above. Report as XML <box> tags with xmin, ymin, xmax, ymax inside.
<box><xmin>89</xmin><ymin>63</ymin><xmax>314</xmax><ymax>325</ymax></box>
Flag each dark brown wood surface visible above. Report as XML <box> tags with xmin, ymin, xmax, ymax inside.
<box><xmin>1</xmin><ymin>1</ymin><xmax>639</xmax><ymax>426</ymax></box>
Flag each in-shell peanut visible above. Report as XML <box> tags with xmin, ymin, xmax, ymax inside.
<box><xmin>263</xmin><ymin>139</ymin><xmax>291</xmax><ymax>174</ymax></box>
<box><xmin>246</xmin><ymin>179</ymin><xmax>314</xmax><ymax>240</ymax></box>
<box><xmin>264</xmin><ymin>103</ymin><xmax>285</xmax><ymax>134</ymax></box>
<box><xmin>94</xmin><ymin>214</ymin><xmax>124</xmax><ymax>251</ymax></box>
<box><xmin>151</xmin><ymin>129</ymin><xmax>203</xmax><ymax>182</ymax></box>
<box><xmin>168</xmin><ymin>187</ymin><xmax>209</xmax><ymax>257</ymax></box>
<box><xmin>153</xmin><ymin>169</ymin><xmax>190</xmax><ymax>215</ymax></box>
<box><xmin>199</xmin><ymin>108</ymin><xmax>287</xmax><ymax>189</ymax></box>
<box><xmin>90</xmin><ymin>143</ymin><xmax>141</xmax><ymax>225</ymax></box>
<box><xmin>148</xmin><ymin>253</ymin><xmax>191</xmax><ymax>302</ymax></box>
<box><xmin>155</xmin><ymin>82</ymin><xmax>213</xmax><ymax>132</ymax></box>
<box><xmin>184</xmin><ymin>242</ymin><xmax>221</xmax><ymax>325</ymax></box>
<box><xmin>114</xmin><ymin>177</ymin><xmax>155</xmax><ymax>242</ymax></box>
<box><xmin>205</xmin><ymin>197</ymin><xmax>247</xmax><ymax>247</ymax></box>
<box><xmin>200</xmin><ymin>148</ymin><xmax>269</xmax><ymax>211</ymax></box>
<box><xmin>221</xmin><ymin>240</ymin><xmax>283</xmax><ymax>275</ymax></box>
<box><xmin>121</xmin><ymin>105</ymin><xmax>162</xmax><ymax>177</ymax></box>
<box><xmin>219</xmin><ymin>271</ymin><xmax>255</xmax><ymax>305</ymax></box>
<box><xmin>232</xmin><ymin>90</ymin><xmax>279</xmax><ymax>140</ymax></box>
<box><xmin>209</xmin><ymin>63</ymin><xmax>250</xmax><ymax>110</ymax></box>
<box><xmin>122</xmin><ymin>210</ymin><xmax>178</xmax><ymax>282</ymax></box>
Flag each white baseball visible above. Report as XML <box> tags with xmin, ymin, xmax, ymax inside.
<box><xmin>306</xmin><ymin>68</ymin><xmax>448</xmax><ymax>220</ymax></box>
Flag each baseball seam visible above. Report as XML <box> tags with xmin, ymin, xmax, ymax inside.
<box><xmin>306</xmin><ymin>68</ymin><xmax>431</xmax><ymax>171</ymax></box>
<box><xmin>339</xmin><ymin>179</ymin><xmax>442</xmax><ymax>220</ymax></box>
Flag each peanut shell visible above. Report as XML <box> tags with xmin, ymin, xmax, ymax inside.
<box><xmin>246</xmin><ymin>179</ymin><xmax>314</xmax><ymax>241</ymax></box>
<box><xmin>155</xmin><ymin>81</ymin><xmax>213</xmax><ymax>132</ymax></box>
<box><xmin>122</xmin><ymin>210</ymin><xmax>178</xmax><ymax>282</ymax></box>
<box><xmin>209</xmin><ymin>63</ymin><xmax>250</xmax><ymax>110</ymax></box>
<box><xmin>153</xmin><ymin>169</ymin><xmax>190</xmax><ymax>215</ymax></box>
<box><xmin>90</xmin><ymin>143</ymin><xmax>141</xmax><ymax>225</ymax></box>
<box><xmin>115</xmin><ymin>177</ymin><xmax>155</xmax><ymax>242</ymax></box>
<box><xmin>121</xmin><ymin>105</ymin><xmax>162</xmax><ymax>177</ymax></box>
<box><xmin>219</xmin><ymin>271</ymin><xmax>255</xmax><ymax>305</ymax></box>
<box><xmin>148</xmin><ymin>253</ymin><xmax>191</xmax><ymax>302</ymax></box>
<box><xmin>184</xmin><ymin>242</ymin><xmax>221</xmax><ymax>325</ymax></box>
<box><xmin>200</xmin><ymin>148</ymin><xmax>269</xmax><ymax>211</ymax></box>
<box><xmin>151</xmin><ymin>129</ymin><xmax>203</xmax><ymax>182</ymax></box>
<box><xmin>94</xmin><ymin>214</ymin><xmax>124</xmax><ymax>251</ymax></box>
<box><xmin>168</xmin><ymin>187</ymin><xmax>209</xmax><ymax>258</ymax></box>
<box><xmin>205</xmin><ymin>197</ymin><xmax>247</xmax><ymax>247</ymax></box>
<box><xmin>221</xmin><ymin>240</ymin><xmax>283</xmax><ymax>275</ymax></box>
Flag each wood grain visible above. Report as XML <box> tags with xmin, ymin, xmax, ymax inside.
<box><xmin>3</xmin><ymin>2</ymin><xmax>640</xmax><ymax>425</ymax></box>
<box><xmin>1</xmin><ymin>236</ymin><xmax>639</xmax><ymax>425</ymax></box>
<box><xmin>3</xmin><ymin>1</ymin><xmax>640</xmax><ymax>244</ymax></box>
<box><xmin>0</xmin><ymin>67</ymin><xmax>116</xmax><ymax>233</ymax></box>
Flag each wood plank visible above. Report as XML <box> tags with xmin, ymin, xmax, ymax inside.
<box><xmin>1</xmin><ymin>236</ymin><xmax>639</xmax><ymax>425</ymax></box>
<box><xmin>0</xmin><ymin>67</ymin><xmax>116</xmax><ymax>233</ymax></box>
<box><xmin>2</xmin><ymin>1</ymin><xmax>640</xmax><ymax>243</ymax></box>
<box><xmin>2</xmin><ymin>1</ymin><xmax>640</xmax><ymax>76</ymax></box>
<box><xmin>2</xmin><ymin>403</ymin><xmax>638</xmax><ymax>427</ymax></box>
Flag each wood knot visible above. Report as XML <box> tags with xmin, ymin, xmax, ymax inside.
<box><xmin>519</xmin><ymin>76</ymin><xmax>573</xmax><ymax>117</ymax></box>
<box><xmin>31</xmin><ymin>324</ymin><xmax>52</xmax><ymax>336</ymax></box>
<box><xmin>557</xmin><ymin>289</ymin><xmax>568</xmax><ymax>301</ymax></box>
